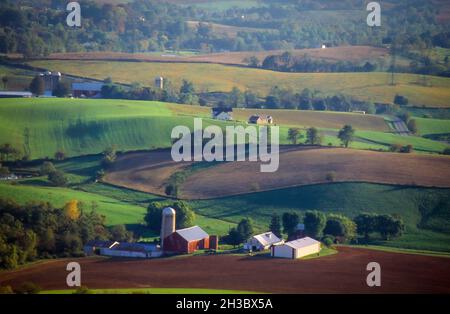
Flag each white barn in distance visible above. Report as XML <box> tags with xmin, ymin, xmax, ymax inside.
<box><xmin>271</xmin><ymin>237</ymin><xmax>321</xmax><ymax>259</ymax></box>
<box><xmin>244</xmin><ymin>232</ymin><xmax>283</xmax><ymax>251</ymax></box>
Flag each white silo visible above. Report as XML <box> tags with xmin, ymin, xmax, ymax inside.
<box><xmin>160</xmin><ymin>207</ymin><xmax>176</xmax><ymax>248</ymax></box>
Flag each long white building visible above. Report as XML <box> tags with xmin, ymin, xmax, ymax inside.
<box><xmin>271</xmin><ymin>237</ymin><xmax>321</xmax><ymax>259</ymax></box>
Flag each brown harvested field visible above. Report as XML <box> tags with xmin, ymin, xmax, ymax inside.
<box><xmin>44</xmin><ymin>46</ymin><xmax>389</xmax><ymax>66</ymax></box>
<box><xmin>181</xmin><ymin>147</ymin><xmax>450</xmax><ymax>199</ymax></box>
<box><xmin>1</xmin><ymin>247</ymin><xmax>449</xmax><ymax>293</ymax></box>
<box><xmin>233</xmin><ymin>108</ymin><xmax>389</xmax><ymax>131</ymax></box>
<box><xmin>103</xmin><ymin>147</ymin><xmax>450</xmax><ymax>200</ymax></box>
<box><xmin>104</xmin><ymin>150</ymin><xmax>191</xmax><ymax>196</ymax></box>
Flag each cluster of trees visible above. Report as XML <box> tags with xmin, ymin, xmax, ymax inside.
<box><xmin>221</xmin><ymin>210</ymin><xmax>405</xmax><ymax>248</ymax></box>
<box><xmin>39</xmin><ymin>161</ymin><xmax>68</xmax><ymax>187</ymax></box>
<box><xmin>272</xmin><ymin>210</ymin><xmax>404</xmax><ymax>244</ymax></box>
<box><xmin>100</xmin><ymin>79</ymin><xmax>199</xmax><ymax>105</ymax></box>
<box><xmin>0</xmin><ymin>0</ymin><xmax>447</xmax><ymax>58</ymax></box>
<box><xmin>219</xmin><ymin>86</ymin><xmax>377</xmax><ymax>114</ymax></box>
<box><xmin>287</xmin><ymin>124</ymin><xmax>355</xmax><ymax>148</ymax></box>
<box><xmin>0</xmin><ymin>198</ymin><xmax>131</xmax><ymax>269</ymax></box>
<box><xmin>144</xmin><ymin>201</ymin><xmax>195</xmax><ymax>233</ymax></box>
<box><xmin>259</xmin><ymin>52</ymin><xmax>377</xmax><ymax>73</ymax></box>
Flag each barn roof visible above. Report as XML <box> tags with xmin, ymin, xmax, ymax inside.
<box><xmin>112</xmin><ymin>242</ymin><xmax>158</xmax><ymax>253</ymax></box>
<box><xmin>84</xmin><ymin>240</ymin><xmax>118</xmax><ymax>248</ymax></box>
<box><xmin>284</xmin><ymin>237</ymin><xmax>319</xmax><ymax>249</ymax></box>
<box><xmin>252</xmin><ymin>232</ymin><xmax>282</xmax><ymax>246</ymax></box>
<box><xmin>72</xmin><ymin>82</ymin><xmax>104</xmax><ymax>91</ymax></box>
<box><xmin>176</xmin><ymin>226</ymin><xmax>209</xmax><ymax>242</ymax></box>
<box><xmin>0</xmin><ymin>91</ymin><xmax>33</xmax><ymax>97</ymax></box>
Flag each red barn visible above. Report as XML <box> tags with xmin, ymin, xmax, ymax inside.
<box><xmin>163</xmin><ymin>226</ymin><xmax>210</xmax><ymax>254</ymax></box>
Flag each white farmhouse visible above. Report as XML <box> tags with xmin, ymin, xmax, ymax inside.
<box><xmin>244</xmin><ymin>232</ymin><xmax>284</xmax><ymax>251</ymax></box>
<box><xmin>271</xmin><ymin>237</ymin><xmax>321</xmax><ymax>259</ymax></box>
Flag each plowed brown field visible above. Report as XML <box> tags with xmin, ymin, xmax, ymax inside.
<box><xmin>1</xmin><ymin>247</ymin><xmax>449</xmax><ymax>293</ymax></box>
<box><xmin>103</xmin><ymin>147</ymin><xmax>450</xmax><ymax>199</ymax></box>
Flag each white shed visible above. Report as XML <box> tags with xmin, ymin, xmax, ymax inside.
<box><xmin>271</xmin><ymin>237</ymin><xmax>320</xmax><ymax>259</ymax></box>
<box><xmin>244</xmin><ymin>232</ymin><xmax>284</xmax><ymax>251</ymax></box>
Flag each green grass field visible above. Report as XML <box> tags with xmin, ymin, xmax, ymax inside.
<box><xmin>29</xmin><ymin>60</ymin><xmax>450</xmax><ymax>107</ymax></box>
<box><xmin>0</xmin><ymin>182</ymin><xmax>146</xmax><ymax>226</ymax></box>
<box><xmin>414</xmin><ymin>117</ymin><xmax>450</xmax><ymax>136</ymax></box>
<box><xmin>0</xmin><ymin>98</ymin><xmax>186</xmax><ymax>159</ymax></box>
<box><xmin>0</xmin><ymin>98</ymin><xmax>447</xmax><ymax>161</ymax></box>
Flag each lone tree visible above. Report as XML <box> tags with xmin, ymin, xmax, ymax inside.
<box><xmin>236</xmin><ymin>218</ymin><xmax>254</xmax><ymax>242</ymax></box>
<box><xmin>0</xmin><ymin>143</ymin><xmax>21</xmax><ymax>161</ymax></box>
<box><xmin>303</xmin><ymin>211</ymin><xmax>326</xmax><ymax>238</ymax></box>
<box><xmin>407</xmin><ymin>119</ymin><xmax>418</xmax><ymax>134</ymax></box>
<box><xmin>54</xmin><ymin>150</ymin><xmax>66</xmax><ymax>161</ymax></box>
<box><xmin>269</xmin><ymin>214</ymin><xmax>282</xmax><ymax>238</ymax></box>
<box><xmin>394</xmin><ymin>94</ymin><xmax>409</xmax><ymax>106</ymax></box>
<box><xmin>29</xmin><ymin>75</ymin><xmax>45</xmax><ymax>96</ymax></box>
<box><xmin>48</xmin><ymin>170</ymin><xmax>68</xmax><ymax>187</ymax></box>
<box><xmin>287</xmin><ymin>128</ymin><xmax>301</xmax><ymax>145</ymax></box>
<box><xmin>338</xmin><ymin>125</ymin><xmax>355</xmax><ymax>148</ymax></box>
<box><xmin>306</xmin><ymin>127</ymin><xmax>321</xmax><ymax>145</ymax></box>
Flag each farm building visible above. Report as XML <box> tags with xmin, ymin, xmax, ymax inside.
<box><xmin>163</xmin><ymin>226</ymin><xmax>211</xmax><ymax>254</ymax></box>
<box><xmin>211</xmin><ymin>107</ymin><xmax>233</xmax><ymax>121</ymax></box>
<box><xmin>161</xmin><ymin>206</ymin><xmax>217</xmax><ymax>254</ymax></box>
<box><xmin>0</xmin><ymin>91</ymin><xmax>33</xmax><ymax>98</ymax></box>
<box><xmin>100</xmin><ymin>242</ymin><xmax>162</xmax><ymax>258</ymax></box>
<box><xmin>83</xmin><ymin>240</ymin><xmax>119</xmax><ymax>256</ymax></box>
<box><xmin>72</xmin><ymin>82</ymin><xmax>104</xmax><ymax>98</ymax></box>
<box><xmin>248</xmin><ymin>114</ymin><xmax>273</xmax><ymax>125</ymax></box>
<box><xmin>244</xmin><ymin>232</ymin><xmax>284</xmax><ymax>251</ymax></box>
<box><xmin>271</xmin><ymin>237</ymin><xmax>321</xmax><ymax>259</ymax></box>
<box><xmin>155</xmin><ymin>76</ymin><xmax>164</xmax><ymax>89</ymax></box>
<box><xmin>40</xmin><ymin>71</ymin><xmax>61</xmax><ymax>96</ymax></box>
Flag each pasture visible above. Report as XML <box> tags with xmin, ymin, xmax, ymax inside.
<box><xmin>29</xmin><ymin>60</ymin><xmax>450</xmax><ymax>107</ymax></box>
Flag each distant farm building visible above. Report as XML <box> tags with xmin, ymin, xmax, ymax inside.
<box><xmin>211</xmin><ymin>107</ymin><xmax>233</xmax><ymax>121</ymax></box>
<box><xmin>72</xmin><ymin>82</ymin><xmax>104</xmax><ymax>98</ymax></box>
<box><xmin>271</xmin><ymin>237</ymin><xmax>321</xmax><ymax>259</ymax></box>
<box><xmin>83</xmin><ymin>240</ymin><xmax>119</xmax><ymax>256</ymax></box>
<box><xmin>161</xmin><ymin>207</ymin><xmax>217</xmax><ymax>254</ymax></box>
<box><xmin>244</xmin><ymin>232</ymin><xmax>284</xmax><ymax>251</ymax></box>
<box><xmin>154</xmin><ymin>76</ymin><xmax>164</xmax><ymax>89</ymax></box>
<box><xmin>0</xmin><ymin>91</ymin><xmax>33</xmax><ymax>98</ymax></box>
<box><xmin>40</xmin><ymin>71</ymin><xmax>61</xmax><ymax>96</ymax></box>
<box><xmin>248</xmin><ymin>114</ymin><xmax>273</xmax><ymax>125</ymax></box>
<box><xmin>100</xmin><ymin>242</ymin><xmax>162</xmax><ymax>258</ymax></box>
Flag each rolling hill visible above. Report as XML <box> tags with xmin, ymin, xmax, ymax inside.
<box><xmin>1</xmin><ymin>98</ymin><xmax>429</xmax><ymax>160</ymax></box>
<box><xmin>29</xmin><ymin>60</ymin><xmax>450</xmax><ymax>107</ymax></box>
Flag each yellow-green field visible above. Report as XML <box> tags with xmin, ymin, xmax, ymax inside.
<box><xmin>30</xmin><ymin>60</ymin><xmax>450</xmax><ymax>108</ymax></box>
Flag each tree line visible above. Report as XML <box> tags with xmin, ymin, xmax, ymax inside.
<box><xmin>257</xmin><ymin>52</ymin><xmax>377</xmax><ymax>73</ymax></box>
<box><xmin>0</xmin><ymin>0</ymin><xmax>447</xmax><ymax>58</ymax></box>
<box><xmin>221</xmin><ymin>210</ymin><xmax>405</xmax><ymax>248</ymax></box>
<box><xmin>0</xmin><ymin>198</ymin><xmax>132</xmax><ymax>269</ymax></box>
